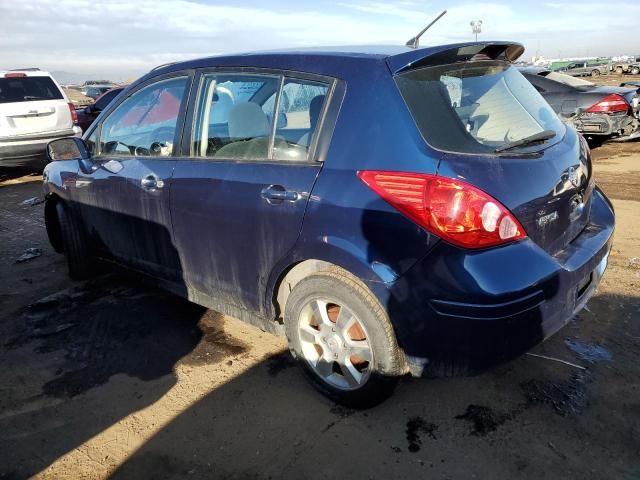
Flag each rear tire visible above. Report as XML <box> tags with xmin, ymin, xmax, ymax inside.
<box><xmin>56</xmin><ymin>202</ymin><xmax>92</xmax><ymax>280</ymax></box>
<box><xmin>616</xmin><ymin>66</ymin><xmax>624</xmax><ymax>74</ymax></box>
<box><xmin>631</xmin><ymin>67</ymin><xmax>640</xmax><ymax>75</ymax></box>
<box><xmin>591</xmin><ymin>69</ymin><xmax>600</xmax><ymax>77</ymax></box>
<box><xmin>284</xmin><ymin>268</ymin><xmax>404</xmax><ymax>408</ymax></box>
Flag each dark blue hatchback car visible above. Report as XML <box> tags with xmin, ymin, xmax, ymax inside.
<box><xmin>43</xmin><ymin>42</ymin><xmax>614</xmax><ymax>407</ymax></box>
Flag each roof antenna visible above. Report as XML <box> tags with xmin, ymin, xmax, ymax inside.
<box><xmin>405</xmin><ymin>10</ymin><xmax>447</xmax><ymax>49</ymax></box>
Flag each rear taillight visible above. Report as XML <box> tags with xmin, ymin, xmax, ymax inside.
<box><xmin>4</xmin><ymin>72</ymin><xmax>26</xmax><ymax>78</ymax></box>
<box><xmin>357</xmin><ymin>171</ymin><xmax>526</xmax><ymax>249</ymax></box>
<box><xmin>585</xmin><ymin>94</ymin><xmax>629</xmax><ymax>113</ymax></box>
<box><xmin>68</xmin><ymin>102</ymin><xmax>78</xmax><ymax>124</ymax></box>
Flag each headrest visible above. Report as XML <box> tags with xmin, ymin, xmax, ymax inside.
<box><xmin>228</xmin><ymin>102</ymin><xmax>270</xmax><ymax>139</ymax></box>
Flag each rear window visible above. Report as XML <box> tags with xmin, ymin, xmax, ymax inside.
<box><xmin>0</xmin><ymin>76</ymin><xmax>63</xmax><ymax>104</ymax></box>
<box><xmin>395</xmin><ymin>61</ymin><xmax>565</xmax><ymax>154</ymax></box>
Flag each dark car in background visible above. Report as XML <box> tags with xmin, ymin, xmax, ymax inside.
<box><xmin>75</xmin><ymin>87</ymin><xmax>125</xmax><ymax>132</ymax></box>
<box><xmin>80</xmin><ymin>84</ymin><xmax>114</xmax><ymax>100</ymax></box>
<box><xmin>43</xmin><ymin>42</ymin><xmax>614</xmax><ymax>407</ymax></box>
<box><xmin>521</xmin><ymin>67</ymin><xmax>640</xmax><ymax>140</ymax></box>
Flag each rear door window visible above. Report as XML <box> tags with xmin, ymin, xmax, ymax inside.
<box><xmin>395</xmin><ymin>61</ymin><xmax>565</xmax><ymax>154</ymax></box>
<box><xmin>265</xmin><ymin>80</ymin><xmax>328</xmax><ymax>159</ymax></box>
<box><xmin>192</xmin><ymin>73</ymin><xmax>329</xmax><ymax>162</ymax></box>
<box><xmin>0</xmin><ymin>76</ymin><xmax>63</xmax><ymax>103</ymax></box>
<box><xmin>192</xmin><ymin>74</ymin><xmax>280</xmax><ymax>160</ymax></box>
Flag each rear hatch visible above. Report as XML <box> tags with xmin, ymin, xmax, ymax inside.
<box><xmin>0</xmin><ymin>74</ymin><xmax>72</xmax><ymax>138</ymax></box>
<box><xmin>393</xmin><ymin>45</ymin><xmax>592</xmax><ymax>255</ymax></box>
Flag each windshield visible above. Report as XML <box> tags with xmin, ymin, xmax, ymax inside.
<box><xmin>395</xmin><ymin>61</ymin><xmax>565</xmax><ymax>154</ymax></box>
<box><xmin>545</xmin><ymin>71</ymin><xmax>594</xmax><ymax>88</ymax></box>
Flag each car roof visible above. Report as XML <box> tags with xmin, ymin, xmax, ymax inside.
<box><xmin>0</xmin><ymin>70</ymin><xmax>54</xmax><ymax>77</ymax></box>
<box><xmin>145</xmin><ymin>41</ymin><xmax>523</xmax><ymax>82</ymax></box>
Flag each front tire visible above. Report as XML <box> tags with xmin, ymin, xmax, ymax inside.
<box><xmin>284</xmin><ymin>268</ymin><xmax>404</xmax><ymax>408</ymax></box>
<box><xmin>56</xmin><ymin>202</ymin><xmax>92</xmax><ymax>280</ymax></box>
<box><xmin>591</xmin><ymin>69</ymin><xmax>600</xmax><ymax>77</ymax></box>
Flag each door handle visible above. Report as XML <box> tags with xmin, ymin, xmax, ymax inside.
<box><xmin>261</xmin><ymin>185</ymin><xmax>300</xmax><ymax>204</ymax></box>
<box><xmin>141</xmin><ymin>174</ymin><xmax>164</xmax><ymax>190</ymax></box>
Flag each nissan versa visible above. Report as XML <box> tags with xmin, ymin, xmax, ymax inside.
<box><xmin>43</xmin><ymin>42</ymin><xmax>614</xmax><ymax>407</ymax></box>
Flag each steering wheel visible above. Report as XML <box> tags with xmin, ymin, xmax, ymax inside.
<box><xmin>148</xmin><ymin>127</ymin><xmax>176</xmax><ymax>156</ymax></box>
<box><xmin>104</xmin><ymin>140</ymin><xmax>135</xmax><ymax>155</ymax></box>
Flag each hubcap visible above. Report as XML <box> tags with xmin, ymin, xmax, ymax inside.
<box><xmin>297</xmin><ymin>299</ymin><xmax>373</xmax><ymax>391</ymax></box>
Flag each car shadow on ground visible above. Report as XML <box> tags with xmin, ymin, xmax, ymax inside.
<box><xmin>0</xmin><ymin>274</ymin><xmax>206</xmax><ymax>479</ymax></box>
<box><xmin>0</xmin><ymin>163</ymin><xmax>46</xmax><ymax>183</ymax></box>
<box><xmin>108</xmin><ymin>292</ymin><xmax>640</xmax><ymax>480</ymax></box>
<box><xmin>1</xmin><ymin>270</ymin><xmax>638</xmax><ymax>479</ymax></box>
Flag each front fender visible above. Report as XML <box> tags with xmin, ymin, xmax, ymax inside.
<box><xmin>42</xmin><ymin>159</ymin><xmax>79</xmax><ymax>200</ymax></box>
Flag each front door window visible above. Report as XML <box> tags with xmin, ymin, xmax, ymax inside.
<box><xmin>99</xmin><ymin>76</ymin><xmax>188</xmax><ymax>157</ymax></box>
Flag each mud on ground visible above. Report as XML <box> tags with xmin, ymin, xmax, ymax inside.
<box><xmin>0</xmin><ymin>142</ymin><xmax>639</xmax><ymax>479</ymax></box>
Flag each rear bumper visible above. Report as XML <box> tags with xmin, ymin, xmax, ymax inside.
<box><xmin>0</xmin><ymin>127</ymin><xmax>81</xmax><ymax>165</ymax></box>
<box><xmin>379</xmin><ymin>188</ymin><xmax>615</xmax><ymax>377</ymax></box>
<box><xmin>574</xmin><ymin>111</ymin><xmax>637</xmax><ymax>136</ymax></box>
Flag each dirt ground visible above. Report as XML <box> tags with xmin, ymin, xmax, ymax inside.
<box><xmin>63</xmin><ymin>88</ymin><xmax>93</xmax><ymax>108</ymax></box>
<box><xmin>585</xmin><ymin>73</ymin><xmax>640</xmax><ymax>87</ymax></box>
<box><xmin>1</xmin><ymin>137</ymin><xmax>639</xmax><ymax>479</ymax></box>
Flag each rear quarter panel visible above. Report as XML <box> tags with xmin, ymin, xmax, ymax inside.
<box><xmin>292</xmin><ymin>62</ymin><xmax>442</xmax><ymax>286</ymax></box>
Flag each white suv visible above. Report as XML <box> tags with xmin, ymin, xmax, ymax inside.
<box><xmin>0</xmin><ymin>69</ymin><xmax>82</xmax><ymax>167</ymax></box>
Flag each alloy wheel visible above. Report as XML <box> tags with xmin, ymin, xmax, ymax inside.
<box><xmin>297</xmin><ymin>299</ymin><xmax>373</xmax><ymax>390</ymax></box>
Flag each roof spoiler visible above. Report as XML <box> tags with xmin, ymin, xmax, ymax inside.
<box><xmin>387</xmin><ymin>42</ymin><xmax>525</xmax><ymax>75</ymax></box>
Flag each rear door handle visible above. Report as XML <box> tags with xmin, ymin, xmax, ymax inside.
<box><xmin>261</xmin><ymin>185</ymin><xmax>300</xmax><ymax>204</ymax></box>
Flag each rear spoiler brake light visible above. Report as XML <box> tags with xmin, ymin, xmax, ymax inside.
<box><xmin>4</xmin><ymin>72</ymin><xmax>27</xmax><ymax>78</ymax></box>
<box><xmin>387</xmin><ymin>42</ymin><xmax>525</xmax><ymax>75</ymax></box>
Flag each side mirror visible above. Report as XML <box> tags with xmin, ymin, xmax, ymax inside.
<box><xmin>46</xmin><ymin>137</ymin><xmax>90</xmax><ymax>162</ymax></box>
<box><xmin>46</xmin><ymin>137</ymin><xmax>94</xmax><ymax>173</ymax></box>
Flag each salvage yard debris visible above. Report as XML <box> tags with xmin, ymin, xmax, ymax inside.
<box><xmin>20</xmin><ymin>196</ymin><xmax>44</xmax><ymax>207</ymax></box>
<box><xmin>15</xmin><ymin>247</ymin><xmax>42</xmax><ymax>263</ymax></box>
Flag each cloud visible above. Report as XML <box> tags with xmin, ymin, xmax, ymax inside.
<box><xmin>335</xmin><ymin>1</ymin><xmax>426</xmax><ymax>19</ymax></box>
<box><xmin>0</xmin><ymin>0</ymin><xmax>638</xmax><ymax>77</ymax></box>
<box><xmin>0</xmin><ymin>0</ymin><xmax>423</xmax><ymax>75</ymax></box>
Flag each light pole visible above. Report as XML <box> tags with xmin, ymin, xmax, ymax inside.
<box><xmin>470</xmin><ymin>20</ymin><xmax>482</xmax><ymax>41</ymax></box>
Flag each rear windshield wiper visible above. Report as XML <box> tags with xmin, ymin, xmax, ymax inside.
<box><xmin>495</xmin><ymin>129</ymin><xmax>557</xmax><ymax>153</ymax></box>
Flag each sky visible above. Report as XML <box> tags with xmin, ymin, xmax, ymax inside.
<box><xmin>0</xmin><ymin>0</ymin><xmax>638</xmax><ymax>80</ymax></box>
